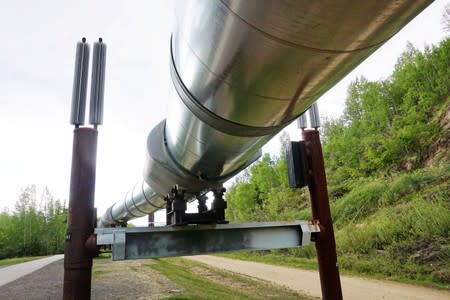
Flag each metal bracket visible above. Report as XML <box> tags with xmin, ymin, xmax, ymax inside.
<box><xmin>166</xmin><ymin>185</ymin><xmax>229</xmax><ymax>225</ymax></box>
<box><xmin>287</xmin><ymin>141</ymin><xmax>309</xmax><ymax>188</ymax></box>
<box><xmin>96</xmin><ymin>221</ymin><xmax>319</xmax><ymax>261</ymax></box>
<box><xmin>112</xmin><ymin>229</ymin><xmax>126</xmax><ymax>261</ymax></box>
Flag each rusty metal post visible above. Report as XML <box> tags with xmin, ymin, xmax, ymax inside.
<box><xmin>63</xmin><ymin>127</ymin><xmax>98</xmax><ymax>300</ymax></box>
<box><xmin>303</xmin><ymin>129</ymin><xmax>343</xmax><ymax>300</ymax></box>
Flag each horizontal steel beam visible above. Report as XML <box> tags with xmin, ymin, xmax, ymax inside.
<box><xmin>95</xmin><ymin>221</ymin><xmax>319</xmax><ymax>261</ymax></box>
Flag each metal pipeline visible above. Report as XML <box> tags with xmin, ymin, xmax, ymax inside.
<box><xmin>99</xmin><ymin>0</ymin><xmax>432</xmax><ymax>227</ymax></box>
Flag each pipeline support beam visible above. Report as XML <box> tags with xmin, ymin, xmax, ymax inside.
<box><xmin>96</xmin><ymin>221</ymin><xmax>319</xmax><ymax>260</ymax></box>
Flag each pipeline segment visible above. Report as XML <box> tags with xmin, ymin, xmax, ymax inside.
<box><xmin>99</xmin><ymin>0</ymin><xmax>432</xmax><ymax>227</ymax></box>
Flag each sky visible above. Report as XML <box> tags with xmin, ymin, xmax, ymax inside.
<box><xmin>0</xmin><ymin>0</ymin><xmax>448</xmax><ymax>225</ymax></box>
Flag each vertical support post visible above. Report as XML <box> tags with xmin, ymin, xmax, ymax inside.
<box><xmin>303</xmin><ymin>129</ymin><xmax>342</xmax><ymax>300</ymax></box>
<box><xmin>165</xmin><ymin>196</ymin><xmax>172</xmax><ymax>225</ymax></box>
<box><xmin>212</xmin><ymin>187</ymin><xmax>227</xmax><ymax>223</ymax></box>
<box><xmin>63</xmin><ymin>128</ymin><xmax>98</xmax><ymax>300</ymax></box>
<box><xmin>171</xmin><ymin>186</ymin><xmax>187</xmax><ymax>225</ymax></box>
<box><xmin>197</xmin><ymin>194</ymin><xmax>208</xmax><ymax>213</ymax></box>
<box><xmin>148</xmin><ymin>213</ymin><xmax>154</xmax><ymax>227</ymax></box>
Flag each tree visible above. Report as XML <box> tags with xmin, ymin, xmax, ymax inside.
<box><xmin>14</xmin><ymin>185</ymin><xmax>38</xmax><ymax>256</ymax></box>
<box><xmin>322</xmin><ymin>38</ymin><xmax>450</xmax><ymax>179</ymax></box>
<box><xmin>226</xmin><ymin>152</ymin><xmax>310</xmax><ymax>222</ymax></box>
<box><xmin>0</xmin><ymin>185</ymin><xmax>67</xmax><ymax>258</ymax></box>
<box><xmin>443</xmin><ymin>3</ymin><xmax>450</xmax><ymax>34</ymax></box>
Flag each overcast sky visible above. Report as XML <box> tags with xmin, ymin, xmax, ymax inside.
<box><xmin>0</xmin><ymin>0</ymin><xmax>448</xmax><ymax>225</ymax></box>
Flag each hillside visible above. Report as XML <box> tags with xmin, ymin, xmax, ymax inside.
<box><xmin>224</xmin><ymin>38</ymin><xmax>450</xmax><ymax>287</ymax></box>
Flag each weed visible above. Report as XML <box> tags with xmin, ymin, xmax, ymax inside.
<box><xmin>224</xmin><ymin>166</ymin><xmax>450</xmax><ymax>288</ymax></box>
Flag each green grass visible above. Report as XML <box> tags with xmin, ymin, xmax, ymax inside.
<box><xmin>92</xmin><ymin>269</ymin><xmax>110</xmax><ymax>279</ymax></box>
<box><xmin>332</xmin><ymin>166</ymin><xmax>450</xmax><ymax>288</ymax></box>
<box><xmin>94</xmin><ymin>251</ymin><xmax>112</xmax><ymax>260</ymax></box>
<box><xmin>0</xmin><ymin>256</ymin><xmax>46</xmax><ymax>267</ymax></box>
<box><xmin>147</xmin><ymin>257</ymin><xmax>311</xmax><ymax>300</ymax></box>
<box><xmin>218</xmin><ymin>250</ymin><xmax>318</xmax><ymax>271</ymax></box>
<box><xmin>220</xmin><ymin>248</ymin><xmax>449</xmax><ymax>290</ymax></box>
<box><xmin>222</xmin><ymin>165</ymin><xmax>450</xmax><ymax>290</ymax></box>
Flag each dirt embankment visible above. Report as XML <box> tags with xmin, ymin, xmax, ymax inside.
<box><xmin>425</xmin><ymin>103</ymin><xmax>450</xmax><ymax>166</ymax></box>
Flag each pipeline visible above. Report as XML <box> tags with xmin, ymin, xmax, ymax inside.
<box><xmin>99</xmin><ymin>0</ymin><xmax>432</xmax><ymax>227</ymax></box>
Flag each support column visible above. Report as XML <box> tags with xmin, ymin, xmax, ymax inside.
<box><xmin>63</xmin><ymin>128</ymin><xmax>98</xmax><ymax>300</ymax></box>
<box><xmin>303</xmin><ymin>129</ymin><xmax>343</xmax><ymax>300</ymax></box>
<box><xmin>148</xmin><ymin>213</ymin><xmax>154</xmax><ymax>227</ymax></box>
<box><xmin>212</xmin><ymin>188</ymin><xmax>227</xmax><ymax>223</ymax></box>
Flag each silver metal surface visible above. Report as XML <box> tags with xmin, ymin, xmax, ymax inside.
<box><xmin>89</xmin><ymin>38</ymin><xmax>107</xmax><ymax>125</ymax></box>
<box><xmin>165</xmin><ymin>90</ymin><xmax>271</xmax><ymax>180</ymax></box>
<box><xmin>297</xmin><ymin>113</ymin><xmax>308</xmax><ymax>129</ymax></box>
<box><xmin>112</xmin><ymin>229</ymin><xmax>126</xmax><ymax>261</ymax></box>
<box><xmin>99</xmin><ymin>0</ymin><xmax>432</xmax><ymax>227</ymax></box>
<box><xmin>98</xmin><ymin>180</ymin><xmax>165</xmax><ymax>227</ymax></box>
<box><xmin>165</xmin><ymin>0</ymin><xmax>431</xmax><ymax>180</ymax></box>
<box><xmin>95</xmin><ymin>221</ymin><xmax>319</xmax><ymax>260</ymax></box>
<box><xmin>172</xmin><ymin>0</ymin><xmax>431</xmax><ymax>127</ymax></box>
<box><xmin>309</xmin><ymin>103</ymin><xmax>321</xmax><ymax>129</ymax></box>
<box><xmin>70</xmin><ymin>38</ymin><xmax>89</xmax><ymax>126</ymax></box>
<box><xmin>301</xmin><ymin>222</ymin><xmax>320</xmax><ymax>246</ymax></box>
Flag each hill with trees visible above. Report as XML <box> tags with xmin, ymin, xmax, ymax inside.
<box><xmin>224</xmin><ymin>38</ymin><xmax>450</xmax><ymax>287</ymax></box>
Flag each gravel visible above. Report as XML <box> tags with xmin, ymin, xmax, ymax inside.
<box><xmin>0</xmin><ymin>258</ymin><xmax>183</xmax><ymax>300</ymax></box>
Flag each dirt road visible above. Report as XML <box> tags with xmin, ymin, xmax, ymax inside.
<box><xmin>186</xmin><ymin>255</ymin><xmax>450</xmax><ymax>300</ymax></box>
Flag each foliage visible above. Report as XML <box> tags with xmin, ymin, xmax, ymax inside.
<box><xmin>323</xmin><ymin>39</ymin><xmax>450</xmax><ymax>182</ymax></box>
<box><xmin>226</xmin><ymin>152</ymin><xmax>310</xmax><ymax>223</ymax></box>
<box><xmin>225</xmin><ymin>38</ymin><xmax>450</xmax><ymax>286</ymax></box>
<box><xmin>0</xmin><ymin>255</ymin><xmax>45</xmax><ymax>267</ymax></box>
<box><xmin>333</xmin><ymin>166</ymin><xmax>450</xmax><ymax>285</ymax></box>
<box><xmin>226</xmin><ymin>165</ymin><xmax>450</xmax><ymax>287</ymax></box>
<box><xmin>0</xmin><ymin>185</ymin><xmax>67</xmax><ymax>259</ymax></box>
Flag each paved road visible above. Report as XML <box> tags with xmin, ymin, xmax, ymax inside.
<box><xmin>187</xmin><ymin>255</ymin><xmax>450</xmax><ymax>300</ymax></box>
<box><xmin>0</xmin><ymin>255</ymin><xmax>64</xmax><ymax>287</ymax></box>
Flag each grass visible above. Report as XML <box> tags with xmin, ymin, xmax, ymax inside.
<box><xmin>222</xmin><ymin>165</ymin><xmax>450</xmax><ymax>290</ymax></box>
<box><xmin>92</xmin><ymin>269</ymin><xmax>110</xmax><ymax>279</ymax></box>
<box><xmin>0</xmin><ymin>256</ymin><xmax>46</xmax><ymax>267</ymax></box>
<box><xmin>94</xmin><ymin>251</ymin><xmax>112</xmax><ymax>260</ymax></box>
<box><xmin>218</xmin><ymin>250</ymin><xmax>318</xmax><ymax>271</ymax></box>
<box><xmin>147</xmin><ymin>257</ymin><xmax>311</xmax><ymax>300</ymax></box>
<box><xmin>92</xmin><ymin>252</ymin><xmax>113</xmax><ymax>279</ymax></box>
<box><xmin>220</xmin><ymin>248</ymin><xmax>449</xmax><ymax>290</ymax></box>
<box><xmin>332</xmin><ymin>166</ymin><xmax>450</xmax><ymax>288</ymax></box>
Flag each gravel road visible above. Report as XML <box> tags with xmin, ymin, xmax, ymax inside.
<box><xmin>1</xmin><ymin>254</ymin><xmax>448</xmax><ymax>299</ymax></box>
<box><xmin>0</xmin><ymin>255</ymin><xmax>64</xmax><ymax>287</ymax></box>
<box><xmin>0</xmin><ymin>256</ymin><xmax>182</xmax><ymax>299</ymax></box>
<box><xmin>186</xmin><ymin>255</ymin><xmax>450</xmax><ymax>300</ymax></box>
